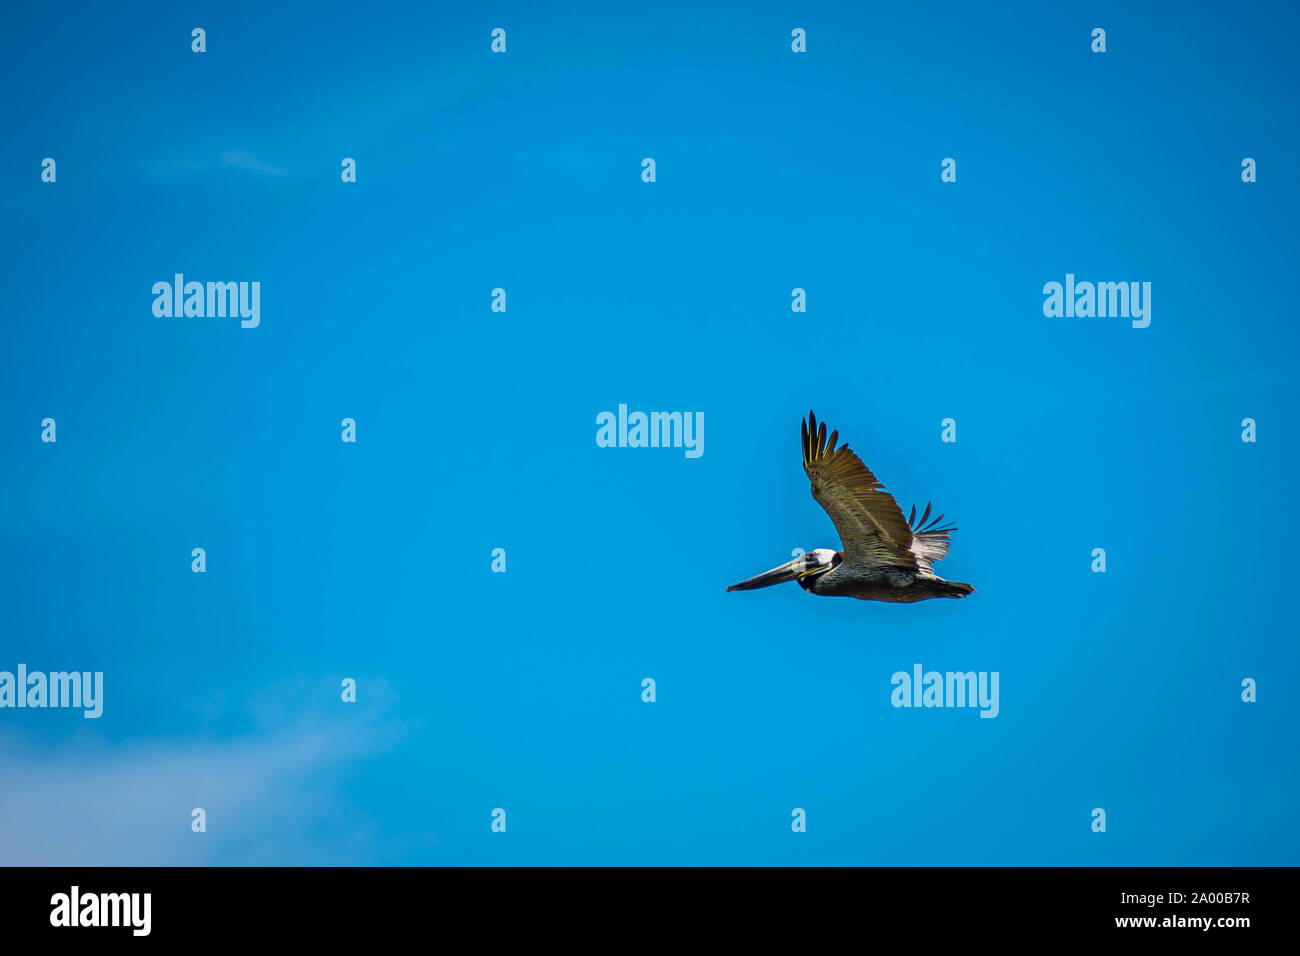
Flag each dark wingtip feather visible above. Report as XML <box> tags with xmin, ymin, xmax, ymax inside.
<box><xmin>909</xmin><ymin>502</ymin><xmax>958</xmax><ymax>534</ymax></box>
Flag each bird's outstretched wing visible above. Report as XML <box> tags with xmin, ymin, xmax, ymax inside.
<box><xmin>802</xmin><ymin>411</ymin><xmax>918</xmax><ymax>570</ymax></box>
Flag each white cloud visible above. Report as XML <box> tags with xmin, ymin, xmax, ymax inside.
<box><xmin>0</xmin><ymin>680</ymin><xmax>403</xmax><ymax>865</ymax></box>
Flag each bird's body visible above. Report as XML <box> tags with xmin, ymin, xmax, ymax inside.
<box><xmin>793</xmin><ymin>542</ymin><xmax>974</xmax><ymax>603</ymax></box>
<box><xmin>727</xmin><ymin>412</ymin><xmax>975</xmax><ymax>603</ymax></box>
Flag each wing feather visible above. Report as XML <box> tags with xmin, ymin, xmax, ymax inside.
<box><xmin>906</xmin><ymin>500</ymin><xmax>958</xmax><ymax>570</ymax></box>
<box><xmin>802</xmin><ymin>412</ymin><xmax>917</xmax><ymax>570</ymax></box>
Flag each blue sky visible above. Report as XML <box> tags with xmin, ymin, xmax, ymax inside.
<box><xmin>1</xmin><ymin>0</ymin><xmax>1297</xmax><ymax>865</ymax></box>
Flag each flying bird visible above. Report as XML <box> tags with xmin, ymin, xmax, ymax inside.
<box><xmin>727</xmin><ymin>412</ymin><xmax>975</xmax><ymax>602</ymax></box>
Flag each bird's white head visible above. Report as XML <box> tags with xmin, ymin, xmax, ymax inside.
<box><xmin>804</xmin><ymin>548</ymin><xmax>838</xmax><ymax>569</ymax></box>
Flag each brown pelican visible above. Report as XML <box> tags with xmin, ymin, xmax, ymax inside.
<box><xmin>727</xmin><ymin>412</ymin><xmax>975</xmax><ymax>603</ymax></box>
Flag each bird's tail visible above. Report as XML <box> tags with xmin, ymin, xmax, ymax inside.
<box><xmin>940</xmin><ymin>580</ymin><xmax>975</xmax><ymax>598</ymax></box>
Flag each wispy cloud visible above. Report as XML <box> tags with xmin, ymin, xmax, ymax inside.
<box><xmin>0</xmin><ymin>677</ymin><xmax>404</xmax><ymax>865</ymax></box>
<box><xmin>217</xmin><ymin>150</ymin><xmax>288</xmax><ymax>176</ymax></box>
<box><xmin>144</xmin><ymin>150</ymin><xmax>290</xmax><ymax>180</ymax></box>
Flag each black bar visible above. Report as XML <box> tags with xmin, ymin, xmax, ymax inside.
<box><xmin>0</xmin><ymin>866</ymin><xmax>1283</xmax><ymax>941</ymax></box>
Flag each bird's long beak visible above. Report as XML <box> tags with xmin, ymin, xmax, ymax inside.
<box><xmin>726</xmin><ymin>557</ymin><xmax>806</xmax><ymax>592</ymax></box>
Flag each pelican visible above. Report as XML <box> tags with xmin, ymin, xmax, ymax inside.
<box><xmin>727</xmin><ymin>412</ymin><xmax>975</xmax><ymax>603</ymax></box>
